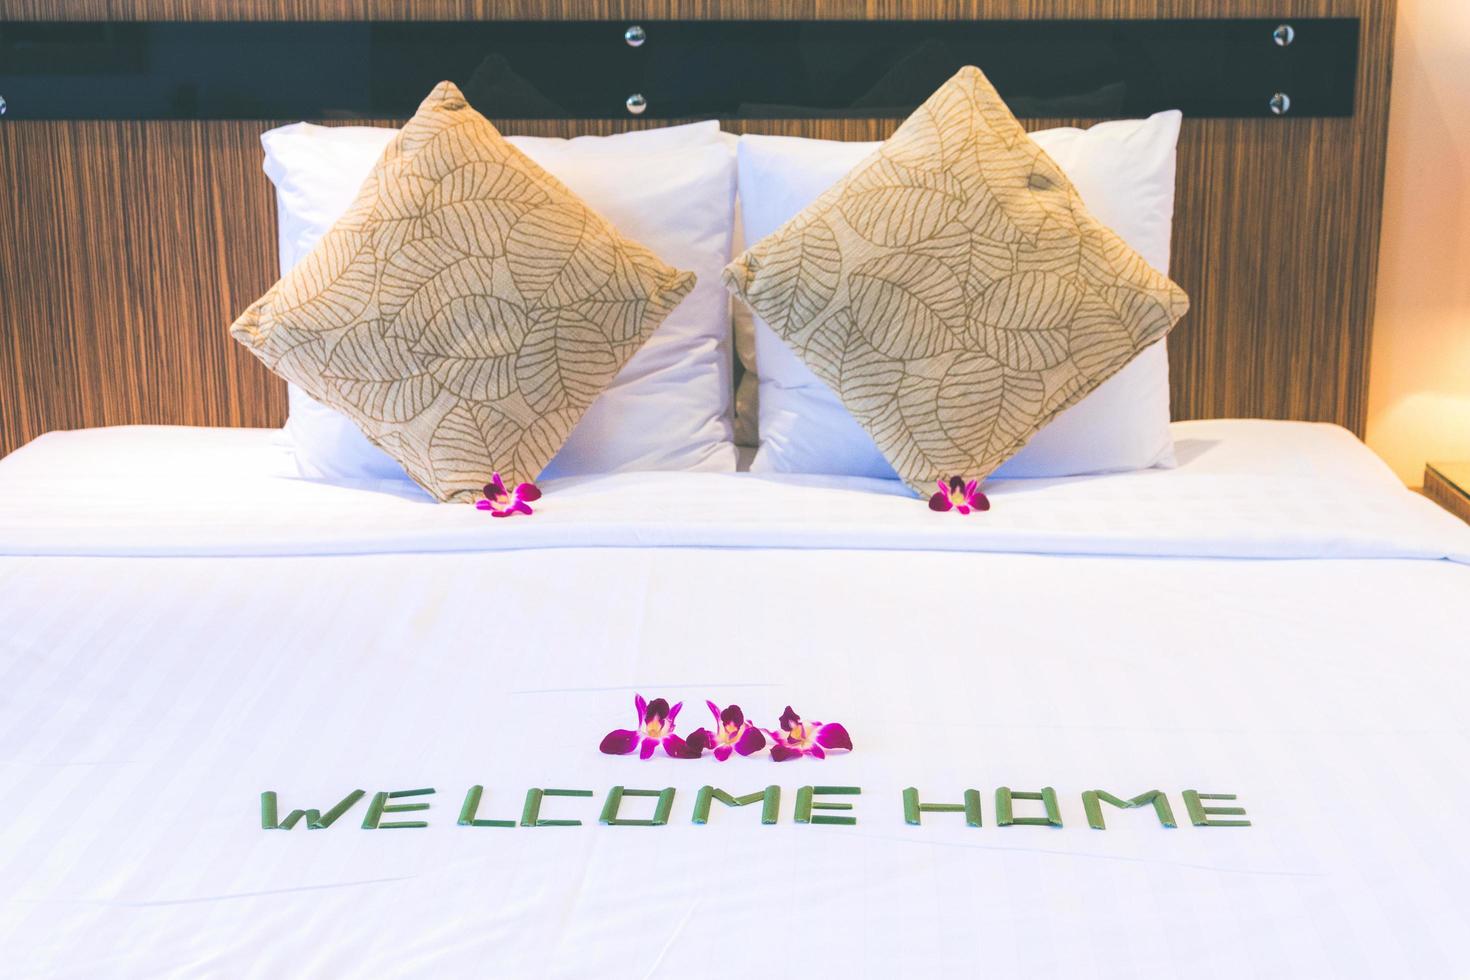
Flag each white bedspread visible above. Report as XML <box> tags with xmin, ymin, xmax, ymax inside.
<box><xmin>1</xmin><ymin>420</ymin><xmax>1466</xmax><ymax>562</ymax></box>
<box><xmin>2</xmin><ymin>421</ymin><xmax>1469</xmax><ymax>978</ymax></box>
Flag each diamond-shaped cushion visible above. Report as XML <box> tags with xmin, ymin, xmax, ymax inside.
<box><xmin>723</xmin><ymin>66</ymin><xmax>1189</xmax><ymax>495</ymax></box>
<box><xmin>231</xmin><ymin>81</ymin><xmax>695</xmax><ymax>502</ymax></box>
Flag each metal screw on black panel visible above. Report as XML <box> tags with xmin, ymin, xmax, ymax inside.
<box><xmin>626</xmin><ymin>93</ymin><xmax>647</xmax><ymax>116</ymax></box>
<box><xmin>1269</xmin><ymin>92</ymin><xmax>1292</xmax><ymax>115</ymax></box>
<box><xmin>625</xmin><ymin>25</ymin><xmax>646</xmax><ymax>47</ymax></box>
<box><xmin>1273</xmin><ymin>24</ymin><xmax>1296</xmax><ymax>47</ymax></box>
<box><xmin>0</xmin><ymin>95</ymin><xmax>7</xmax><ymax>116</ymax></box>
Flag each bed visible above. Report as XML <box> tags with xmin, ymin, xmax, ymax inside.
<box><xmin>5</xmin><ymin>2</ymin><xmax>1463</xmax><ymax>977</ymax></box>
<box><xmin>2</xmin><ymin>420</ymin><xmax>1468</xmax><ymax>976</ymax></box>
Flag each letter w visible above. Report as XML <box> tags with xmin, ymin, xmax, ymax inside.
<box><xmin>261</xmin><ymin>789</ymin><xmax>365</xmax><ymax>830</ymax></box>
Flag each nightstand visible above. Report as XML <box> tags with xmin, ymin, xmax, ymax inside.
<box><xmin>1424</xmin><ymin>463</ymin><xmax>1470</xmax><ymax>524</ymax></box>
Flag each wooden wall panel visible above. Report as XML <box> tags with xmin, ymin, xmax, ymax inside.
<box><xmin>0</xmin><ymin>0</ymin><xmax>1397</xmax><ymax>457</ymax></box>
<box><xmin>0</xmin><ymin>1</ymin><xmax>1368</xmax><ymax>21</ymax></box>
<box><xmin>0</xmin><ymin>121</ymin><xmax>287</xmax><ymax>451</ymax></box>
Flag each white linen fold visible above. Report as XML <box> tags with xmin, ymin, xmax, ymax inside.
<box><xmin>3</xmin><ymin>420</ymin><xmax>1470</xmax><ymax>976</ymax></box>
<box><xmin>1</xmin><ymin>421</ymin><xmax>1467</xmax><ymax>562</ymax></box>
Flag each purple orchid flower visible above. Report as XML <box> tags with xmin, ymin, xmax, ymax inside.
<box><xmin>687</xmin><ymin>701</ymin><xmax>767</xmax><ymax>761</ymax></box>
<box><xmin>928</xmin><ymin>476</ymin><xmax>989</xmax><ymax>515</ymax></box>
<box><xmin>476</xmin><ymin>472</ymin><xmax>541</xmax><ymax>518</ymax></box>
<box><xmin>599</xmin><ymin>695</ymin><xmax>696</xmax><ymax>759</ymax></box>
<box><xmin>768</xmin><ymin>706</ymin><xmax>852</xmax><ymax>762</ymax></box>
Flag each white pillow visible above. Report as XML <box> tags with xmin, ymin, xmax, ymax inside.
<box><xmin>738</xmin><ymin>110</ymin><xmax>1182</xmax><ymax>480</ymax></box>
<box><xmin>261</xmin><ymin>120</ymin><xmax>737</xmax><ymax>482</ymax></box>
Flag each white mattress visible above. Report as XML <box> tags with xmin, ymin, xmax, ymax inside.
<box><xmin>2</xmin><ymin>420</ymin><xmax>1469</xmax><ymax>978</ymax></box>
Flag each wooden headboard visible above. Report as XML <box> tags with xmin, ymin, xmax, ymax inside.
<box><xmin>0</xmin><ymin>0</ymin><xmax>1397</xmax><ymax>459</ymax></box>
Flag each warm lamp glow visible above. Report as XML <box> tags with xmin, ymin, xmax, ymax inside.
<box><xmin>1367</xmin><ymin>322</ymin><xmax>1470</xmax><ymax>483</ymax></box>
<box><xmin>1366</xmin><ymin>0</ymin><xmax>1470</xmax><ymax>484</ymax></box>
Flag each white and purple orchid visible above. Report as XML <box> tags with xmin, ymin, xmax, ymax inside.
<box><xmin>768</xmin><ymin>706</ymin><xmax>852</xmax><ymax>762</ymax></box>
<box><xmin>687</xmin><ymin>701</ymin><xmax>767</xmax><ymax>762</ymax></box>
<box><xmin>476</xmin><ymin>473</ymin><xmax>541</xmax><ymax>518</ymax></box>
<box><xmin>928</xmin><ymin>476</ymin><xmax>989</xmax><ymax>515</ymax></box>
<box><xmin>599</xmin><ymin>695</ymin><xmax>697</xmax><ymax>760</ymax></box>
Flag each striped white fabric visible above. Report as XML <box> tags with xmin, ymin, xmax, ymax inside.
<box><xmin>1</xmin><ymin>421</ymin><xmax>1467</xmax><ymax>562</ymax></box>
<box><xmin>1</xmin><ymin>421</ymin><xmax>1467</xmax><ymax>976</ymax></box>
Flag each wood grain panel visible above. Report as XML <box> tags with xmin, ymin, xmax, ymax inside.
<box><xmin>1423</xmin><ymin>465</ymin><xmax>1470</xmax><ymax>525</ymax></box>
<box><xmin>0</xmin><ymin>1</ymin><xmax>1368</xmax><ymax>20</ymax></box>
<box><xmin>0</xmin><ymin>0</ymin><xmax>1398</xmax><ymax>457</ymax></box>
<box><xmin>0</xmin><ymin>121</ymin><xmax>287</xmax><ymax>453</ymax></box>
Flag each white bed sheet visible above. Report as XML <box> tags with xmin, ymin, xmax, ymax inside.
<box><xmin>2</xmin><ymin>421</ymin><xmax>1469</xmax><ymax>978</ymax></box>
<box><xmin>1</xmin><ymin>420</ymin><xmax>1466</xmax><ymax>562</ymax></box>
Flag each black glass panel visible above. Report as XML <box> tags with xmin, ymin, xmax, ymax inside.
<box><xmin>0</xmin><ymin>19</ymin><xmax>1358</xmax><ymax>121</ymax></box>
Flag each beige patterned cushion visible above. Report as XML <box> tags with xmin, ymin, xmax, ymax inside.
<box><xmin>723</xmin><ymin>66</ymin><xmax>1190</xmax><ymax>494</ymax></box>
<box><xmin>230</xmin><ymin>82</ymin><xmax>696</xmax><ymax>502</ymax></box>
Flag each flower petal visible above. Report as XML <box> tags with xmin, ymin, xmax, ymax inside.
<box><xmin>635</xmin><ymin>694</ymin><xmax>647</xmax><ymax>724</ymax></box>
<box><xmin>663</xmin><ymin>734</ymin><xmax>694</xmax><ymax>759</ymax></box>
<box><xmin>928</xmin><ymin>492</ymin><xmax>952</xmax><ymax>512</ymax></box>
<box><xmin>779</xmin><ymin>706</ymin><xmax>800</xmax><ymax>731</ymax></box>
<box><xmin>809</xmin><ymin>744</ymin><xmax>826</xmax><ymax>760</ymax></box>
<box><xmin>713</xmin><ymin>744</ymin><xmax>733</xmax><ymax>762</ymax></box>
<box><xmin>475</xmin><ymin>500</ymin><xmax>493</xmax><ymax>511</ymax></box>
<box><xmin>668</xmin><ymin>701</ymin><xmax>683</xmax><ymax>725</ymax></box>
<box><xmin>646</xmin><ymin>698</ymin><xmax>669</xmax><ymax>725</ymax></box>
<box><xmin>815</xmin><ymin>723</ymin><xmax>853</xmax><ymax>751</ymax></box>
<box><xmin>770</xmin><ymin>744</ymin><xmax>802</xmax><ymax>762</ymax></box>
<box><xmin>974</xmin><ymin>491</ymin><xmax>991</xmax><ymax>512</ymax></box>
<box><xmin>735</xmin><ymin>725</ymin><xmax>767</xmax><ymax>756</ymax></box>
<box><xmin>515</xmin><ymin>482</ymin><xmax>542</xmax><ymax>502</ymax></box>
<box><xmin>705</xmin><ymin>700</ymin><xmax>721</xmax><ymax>723</ymax></box>
<box><xmin>688</xmin><ymin>728</ymin><xmax>711</xmax><ymax>753</ymax></box>
<box><xmin>949</xmin><ymin>476</ymin><xmax>964</xmax><ymax>494</ymax></box>
<box><xmin>599</xmin><ymin>729</ymin><xmax>639</xmax><ymax>755</ymax></box>
<box><xmin>639</xmin><ymin>737</ymin><xmax>657</xmax><ymax>760</ymax></box>
<box><xmin>964</xmin><ymin>479</ymin><xmax>979</xmax><ymax>500</ymax></box>
<box><xmin>721</xmin><ymin>704</ymin><xmax>745</xmax><ymax>729</ymax></box>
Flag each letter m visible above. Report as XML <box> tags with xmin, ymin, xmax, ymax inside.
<box><xmin>1081</xmin><ymin>790</ymin><xmax>1177</xmax><ymax>830</ymax></box>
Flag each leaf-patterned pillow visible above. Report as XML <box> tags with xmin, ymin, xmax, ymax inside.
<box><xmin>723</xmin><ymin>66</ymin><xmax>1189</xmax><ymax>495</ymax></box>
<box><xmin>230</xmin><ymin>81</ymin><xmax>696</xmax><ymax>502</ymax></box>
